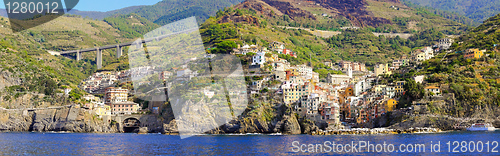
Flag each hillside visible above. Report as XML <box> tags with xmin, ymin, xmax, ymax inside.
<box><xmin>231</xmin><ymin>0</ymin><xmax>468</xmax><ymax>34</ymax></box>
<box><xmin>0</xmin><ymin>15</ymin><xmax>138</xmax><ymax>109</ymax></box>
<box><xmin>202</xmin><ymin>0</ymin><xmax>468</xmax><ymax>67</ymax></box>
<box><xmin>0</xmin><ymin>0</ymin><xmax>476</xmax><ymax>108</ymax></box>
<box><xmin>453</xmin><ymin>14</ymin><xmax>500</xmax><ymax>51</ymax></box>
<box><xmin>132</xmin><ymin>0</ymin><xmax>245</xmax><ymax>25</ymax></box>
<box><xmin>396</xmin><ymin>14</ymin><xmax>500</xmax><ymax>119</ymax></box>
<box><xmin>404</xmin><ymin>0</ymin><xmax>500</xmax><ymax>23</ymax></box>
<box><xmin>66</xmin><ymin>6</ymin><xmax>144</xmax><ymax>20</ymax></box>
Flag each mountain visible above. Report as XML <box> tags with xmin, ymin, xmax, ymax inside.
<box><xmin>66</xmin><ymin>6</ymin><xmax>144</xmax><ymax>20</ymax></box>
<box><xmin>52</xmin><ymin>0</ymin><xmax>244</xmax><ymax>23</ymax></box>
<box><xmin>132</xmin><ymin>0</ymin><xmax>245</xmax><ymax>25</ymax></box>
<box><xmin>199</xmin><ymin>0</ymin><xmax>468</xmax><ymax>66</ymax></box>
<box><xmin>403</xmin><ymin>0</ymin><xmax>500</xmax><ymax>23</ymax></box>
<box><xmin>0</xmin><ymin>6</ymin><xmax>142</xmax><ymax>20</ymax></box>
<box><xmin>232</xmin><ymin>0</ymin><xmax>468</xmax><ymax>34</ymax></box>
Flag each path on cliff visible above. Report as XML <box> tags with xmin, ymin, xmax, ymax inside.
<box><xmin>277</xmin><ymin>26</ymin><xmax>413</xmax><ymax>39</ymax></box>
<box><xmin>0</xmin><ymin>105</ymin><xmax>73</xmax><ymax>111</ymax></box>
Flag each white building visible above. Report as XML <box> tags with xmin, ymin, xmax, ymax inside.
<box><xmin>64</xmin><ymin>88</ymin><xmax>72</xmax><ymax>95</ymax></box>
<box><xmin>425</xmin><ymin>86</ymin><xmax>441</xmax><ymax>95</ymax></box>
<box><xmin>327</xmin><ymin>67</ymin><xmax>352</xmax><ymax>85</ymax></box>
<box><xmin>252</xmin><ymin>51</ymin><xmax>266</xmax><ymax>65</ymax></box>
<box><xmin>353</xmin><ymin>79</ymin><xmax>372</xmax><ymax>96</ymax></box>
<box><xmin>438</xmin><ymin>38</ymin><xmax>454</xmax><ymax>50</ymax></box>
<box><xmin>298</xmin><ymin>93</ymin><xmax>321</xmax><ymax>116</ymax></box>
<box><xmin>413</xmin><ymin>75</ymin><xmax>425</xmax><ymax>83</ymax></box>
<box><xmin>423</xmin><ymin>46</ymin><xmax>434</xmax><ymax>60</ymax></box>
<box><xmin>297</xmin><ymin>65</ymin><xmax>313</xmax><ymax>80</ymax></box>
<box><xmin>204</xmin><ymin>89</ymin><xmax>215</xmax><ymax>98</ymax></box>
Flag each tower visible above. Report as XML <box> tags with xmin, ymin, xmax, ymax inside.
<box><xmin>348</xmin><ymin>65</ymin><xmax>353</xmax><ymax>78</ymax></box>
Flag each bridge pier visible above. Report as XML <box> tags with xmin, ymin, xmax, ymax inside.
<box><xmin>76</xmin><ymin>50</ymin><xmax>81</xmax><ymax>61</ymax></box>
<box><xmin>116</xmin><ymin>45</ymin><xmax>122</xmax><ymax>58</ymax></box>
<box><xmin>96</xmin><ymin>47</ymin><xmax>102</xmax><ymax>69</ymax></box>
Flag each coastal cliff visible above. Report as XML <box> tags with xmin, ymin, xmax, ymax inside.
<box><xmin>162</xmin><ymin>103</ymin><xmax>318</xmax><ymax>135</ymax></box>
<box><xmin>0</xmin><ymin>106</ymin><xmax>117</xmax><ymax>133</ymax></box>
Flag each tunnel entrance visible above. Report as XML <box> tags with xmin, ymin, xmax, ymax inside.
<box><xmin>123</xmin><ymin>118</ymin><xmax>141</xmax><ymax>133</ymax></box>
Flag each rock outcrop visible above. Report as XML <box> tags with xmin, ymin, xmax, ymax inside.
<box><xmin>161</xmin><ymin>104</ymin><xmax>314</xmax><ymax>135</ymax></box>
<box><xmin>0</xmin><ymin>70</ymin><xmax>21</xmax><ymax>90</ymax></box>
<box><xmin>273</xmin><ymin>114</ymin><xmax>301</xmax><ymax>134</ymax></box>
<box><xmin>0</xmin><ymin>106</ymin><xmax>117</xmax><ymax>133</ymax></box>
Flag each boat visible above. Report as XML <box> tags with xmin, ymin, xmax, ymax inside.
<box><xmin>466</xmin><ymin>123</ymin><xmax>496</xmax><ymax>131</ymax></box>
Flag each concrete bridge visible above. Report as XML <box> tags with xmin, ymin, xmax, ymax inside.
<box><xmin>49</xmin><ymin>28</ymin><xmax>198</xmax><ymax>69</ymax></box>
<box><xmin>112</xmin><ymin>114</ymin><xmax>161</xmax><ymax>133</ymax></box>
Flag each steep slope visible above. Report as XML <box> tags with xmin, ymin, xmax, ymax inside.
<box><xmin>232</xmin><ymin>0</ymin><xmax>468</xmax><ymax>34</ymax></box>
<box><xmin>397</xmin><ymin>14</ymin><xmax>500</xmax><ymax>119</ymax></box>
<box><xmin>404</xmin><ymin>0</ymin><xmax>500</xmax><ymax>23</ymax></box>
<box><xmin>454</xmin><ymin>14</ymin><xmax>500</xmax><ymax>51</ymax></box>
<box><xmin>0</xmin><ymin>15</ymin><xmax>137</xmax><ymax>109</ymax></box>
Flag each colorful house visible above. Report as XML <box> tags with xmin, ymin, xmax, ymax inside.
<box><xmin>425</xmin><ymin>86</ymin><xmax>441</xmax><ymax>95</ymax></box>
<box><xmin>464</xmin><ymin>49</ymin><xmax>485</xmax><ymax>59</ymax></box>
<box><xmin>385</xmin><ymin>99</ymin><xmax>398</xmax><ymax>112</ymax></box>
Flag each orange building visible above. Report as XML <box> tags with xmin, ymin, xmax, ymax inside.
<box><xmin>111</xmin><ymin>101</ymin><xmax>140</xmax><ymax>115</ymax></box>
<box><xmin>385</xmin><ymin>99</ymin><xmax>398</xmax><ymax>112</ymax></box>
<box><xmin>104</xmin><ymin>87</ymin><xmax>128</xmax><ymax>104</ymax></box>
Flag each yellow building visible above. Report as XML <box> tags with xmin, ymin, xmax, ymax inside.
<box><xmin>266</xmin><ymin>54</ymin><xmax>279</xmax><ymax>62</ymax></box>
<box><xmin>385</xmin><ymin>99</ymin><xmax>398</xmax><ymax>112</ymax></box>
<box><xmin>411</xmin><ymin>51</ymin><xmax>426</xmax><ymax>62</ymax></box>
<box><xmin>284</xmin><ymin>83</ymin><xmax>312</xmax><ymax>104</ymax></box>
<box><xmin>95</xmin><ymin>105</ymin><xmax>111</xmax><ymax>117</ymax></box>
<box><xmin>285</xmin><ymin>68</ymin><xmax>299</xmax><ymax>76</ymax></box>
<box><xmin>373</xmin><ymin>85</ymin><xmax>387</xmax><ymax>92</ymax></box>
<box><xmin>395</xmin><ymin>81</ymin><xmax>406</xmax><ymax>95</ymax></box>
<box><xmin>464</xmin><ymin>49</ymin><xmax>485</xmax><ymax>59</ymax></box>
<box><xmin>375</xmin><ymin>64</ymin><xmax>391</xmax><ymax>76</ymax></box>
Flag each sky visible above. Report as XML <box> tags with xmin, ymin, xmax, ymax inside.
<box><xmin>0</xmin><ymin>0</ymin><xmax>163</xmax><ymax>12</ymax></box>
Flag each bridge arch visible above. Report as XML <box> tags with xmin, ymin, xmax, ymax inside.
<box><xmin>123</xmin><ymin>117</ymin><xmax>141</xmax><ymax>133</ymax></box>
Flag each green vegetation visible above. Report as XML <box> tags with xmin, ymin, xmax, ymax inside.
<box><xmin>393</xmin><ymin>14</ymin><xmax>500</xmax><ymax>117</ymax></box>
<box><xmin>453</xmin><ymin>14</ymin><xmax>500</xmax><ymax>51</ymax></box>
<box><xmin>132</xmin><ymin>0</ymin><xmax>244</xmax><ymax>25</ymax></box>
<box><xmin>402</xmin><ymin>0</ymin><xmax>478</xmax><ymax>26</ymax></box>
<box><xmin>104</xmin><ymin>13</ymin><xmax>159</xmax><ymax>39</ymax></box>
<box><xmin>366</xmin><ymin>0</ymin><xmax>470</xmax><ymax>34</ymax></box>
<box><xmin>404</xmin><ymin>0</ymin><xmax>500</xmax><ymax>23</ymax></box>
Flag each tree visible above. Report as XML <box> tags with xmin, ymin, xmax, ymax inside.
<box><xmin>213</xmin><ymin>41</ymin><xmax>237</xmax><ymax>54</ymax></box>
<box><xmin>404</xmin><ymin>80</ymin><xmax>424</xmax><ymax>101</ymax></box>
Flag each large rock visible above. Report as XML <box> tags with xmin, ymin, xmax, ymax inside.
<box><xmin>300</xmin><ymin>119</ymin><xmax>319</xmax><ymax>134</ymax></box>
<box><xmin>282</xmin><ymin>115</ymin><xmax>301</xmax><ymax>134</ymax></box>
<box><xmin>138</xmin><ymin>127</ymin><xmax>148</xmax><ymax>134</ymax></box>
<box><xmin>163</xmin><ymin>120</ymin><xmax>179</xmax><ymax>134</ymax></box>
<box><xmin>0</xmin><ymin>106</ymin><xmax>118</xmax><ymax>133</ymax></box>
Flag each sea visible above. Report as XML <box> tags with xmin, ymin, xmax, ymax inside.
<box><xmin>0</xmin><ymin>131</ymin><xmax>499</xmax><ymax>155</ymax></box>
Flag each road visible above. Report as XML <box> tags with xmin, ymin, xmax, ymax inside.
<box><xmin>278</xmin><ymin>26</ymin><xmax>413</xmax><ymax>39</ymax></box>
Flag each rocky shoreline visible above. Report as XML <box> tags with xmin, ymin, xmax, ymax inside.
<box><xmin>0</xmin><ymin>106</ymin><xmax>117</xmax><ymax>133</ymax></box>
<box><xmin>312</xmin><ymin>127</ymin><xmax>441</xmax><ymax>135</ymax></box>
<box><xmin>0</xmin><ymin>105</ymin><xmax>476</xmax><ymax>135</ymax></box>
